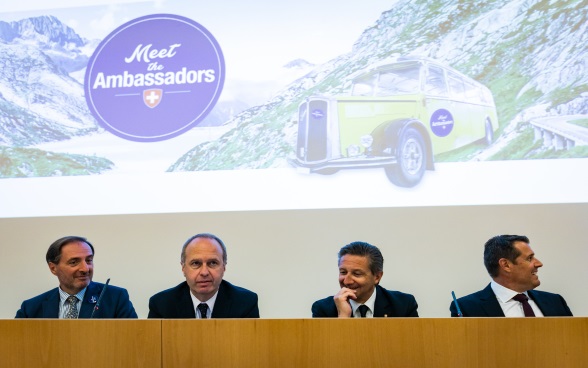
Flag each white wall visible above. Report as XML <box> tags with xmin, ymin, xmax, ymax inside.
<box><xmin>1</xmin><ymin>203</ymin><xmax>586</xmax><ymax>318</ymax></box>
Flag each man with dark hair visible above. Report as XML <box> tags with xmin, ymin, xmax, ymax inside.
<box><xmin>312</xmin><ymin>241</ymin><xmax>418</xmax><ymax>318</ymax></box>
<box><xmin>450</xmin><ymin>234</ymin><xmax>572</xmax><ymax>317</ymax></box>
<box><xmin>148</xmin><ymin>233</ymin><xmax>259</xmax><ymax>318</ymax></box>
<box><xmin>16</xmin><ymin>236</ymin><xmax>137</xmax><ymax>318</ymax></box>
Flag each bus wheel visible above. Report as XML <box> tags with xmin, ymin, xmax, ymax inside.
<box><xmin>385</xmin><ymin>127</ymin><xmax>426</xmax><ymax>187</ymax></box>
<box><xmin>316</xmin><ymin>168</ymin><xmax>339</xmax><ymax>175</ymax></box>
<box><xmin>484</xmin><ymin>118</ymin><xmax>494</xmax><ymax>146</ymax></box>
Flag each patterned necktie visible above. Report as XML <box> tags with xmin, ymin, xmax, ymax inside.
<box><xmin>197</xmin><ymin>303</ymin><xmax>209</xmax><ymax>319</ymax></box>
<box><xmin>512</xmin><ymin>293</ymin><xmax>536</xmax><ymax>317</ymax></box>
<box><xmin>358</xmin><ymin>304</ymin><xmax>369</xmax><ymax>318</ymax></box>
<box><xmin>64</xmin><ymin>295</ymin><xmax>79</xmax><ymax>319</ymax></box>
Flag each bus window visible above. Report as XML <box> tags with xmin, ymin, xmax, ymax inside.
<box><xmin>447</xmin><ymin>72</ymin><xmax>466</xmax><ymax>101</ymax></box>
<box><xmin>464</xmin><ymin>81</ymin><xmax>483</xmax><ymax>104</ymax></box>
<box><xmin>377</xmin><ymin>65</ymin><xmax>421</xmax><ymax>96</ymax></box>
<box><xmin>425</xmin><ymin>65</ymin><xmax>448</xmax><ymax>97</ymax></box>
<box><xmin>352</xmin><ymin>74</ymin><xmax>377</xmax><ymax>96</ymax></box>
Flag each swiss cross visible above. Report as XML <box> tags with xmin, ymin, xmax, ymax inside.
<box><xmin>143</xmin><ymin>89</ymin><xmax>163</xmax><ymax>108</ymax></box>
<box><xmin>146</xmin><ymin>91</ymin><xmax>160</xmax><ymax>104</ymax></box>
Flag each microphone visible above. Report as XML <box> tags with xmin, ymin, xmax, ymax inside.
<box><xmin>90</xmin><ymin>278</ymin><xmax>110</xmax><ymax>318</ymax></box>
<box><xmin>451</xmin><ymin>291</ymin><xmax>463</xmax><ymax>317</ymax></box>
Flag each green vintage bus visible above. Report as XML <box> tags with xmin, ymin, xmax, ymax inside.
<box><xmin>290</xmin><ymin>56</ymin><xmax>498</xmax><ymax>187</ymax></box>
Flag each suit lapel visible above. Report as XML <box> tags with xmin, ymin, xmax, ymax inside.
<box><xmin>79</xmin><ymin>282</ymin><xmax>100</xmax><ymax>318</ymax></box>
<box><xmin>178</xmin><ymin>282</ymin><xmax>197</xmax><ymax>318</ymax></box>
<box><xmin>41</xmin><ymin>288</ymin><xmax>60</xmax><ymax>318</ymax></box>
<box><xmin>211</xmin><ymin>281</ymin><xmax>230</xmax><ymax>318</ymax></box>
<box><xmin>528</xmin><ymin>290</ymin><xmax>551</xmax><ymax>316</ymax></box>
<box><xmin>478</xmin><ymin>284</ymin><xmax>505</xmax><ymax>317</ymax></box>
<box><xmin>373</xmin><ymin>285</ymin><xmax>389</xmax><ymax>317</ymax></box>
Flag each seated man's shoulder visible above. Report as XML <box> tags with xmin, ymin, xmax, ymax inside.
<box><xmin>149</xmin><ymin>281</ymin><xmax>186</xmax><ymax>301</ymax></box>
<box><xmin>458</xmin><ymin>289</ymin><xmax>486</xmax><ymax>301</ymax></box>
<box><xmin>311</xmin><ymin>295</ymin><xmax>337</xmax><ymax>317</ymax></box>
<box><xmin>312</xmin><ymin>295</ymin><xmax>334</xmax><ymax>306</ymax></box>
<box><xmin>107</xmin><ymin>284</ymin><xmax>130</xmax><ymax>293</ymax></box>
<box><xmin>531</xmin><ymin>289</ymin><xmax>572</xmax><ymax>314</ymax></box>
<box><xmin>380</xmin><ymin>286</ymin><xmax>417</xmax><ymax>301</ymax></box>
<box><xmin>530</xmin><ymin>289</ymin><xmax>564</xmax><ymax>298</ymax></box>
<box><xmin>23</xmin><ymin>288</ymin><xmax>58</xmax><ymax>303</ymax></box>
<box><xmin>221</xmin><ymin>280</ymin><xmax>257</xmax><ymax>299</ymax></box>
<box><xmin>91</xmin><ymin>281</ymin><xmax>127</xmax><ymax>292</ymax></box>
<box><xmin>16</xmin><ymin>288</ymin><xmax>58</xmax><ymax>318</ymax></box>
<box><xmin>100</xmin><ymin>284</ymin><xmax>133</xmax><ymax>301</ymax></box>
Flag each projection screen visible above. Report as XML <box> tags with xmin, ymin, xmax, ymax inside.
<box><xmin>0</xmin><ymin>0</ymin><xmax>586</xmax><ymax>319</ymax></box>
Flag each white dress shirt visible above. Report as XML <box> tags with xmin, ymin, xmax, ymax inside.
<box><xmin>349</xmin><ymin>287</ymin><xmax>377</xmax><ymax>318</ymax></box>
<box><xmin>58</xmin><ymin>287</ymin><xmax>86</xmax><ymax>319</ymax></box>
<box><xmin>490</xmin><ymin>281</ymin><xmax>544</xmax><ymax>317</ymax></box>
<box><xmin>190</xmin><ymin>290</ymin><xmax>219</xmax><ymax>318</ymax></box>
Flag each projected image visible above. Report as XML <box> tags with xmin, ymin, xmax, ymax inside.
<box><xmin>0</xmin><ymin>0</ymin><xmax>586</xmax><ymax>181</ymax></box>
<box><xmin>0</xmin><ymin>0</ymin><xmax>587</xmax><ymax>217</ymax></box>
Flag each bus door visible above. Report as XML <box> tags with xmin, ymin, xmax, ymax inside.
<box><xmin>424</xmin><ymin>64</ymin><xmax>458</xmax><ymax>153</ymax></box>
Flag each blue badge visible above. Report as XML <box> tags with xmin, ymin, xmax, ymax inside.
<box><xmin>430</xmin><ymin>108</ymin><xmax>454</xmax><ymax>137</ymax></box>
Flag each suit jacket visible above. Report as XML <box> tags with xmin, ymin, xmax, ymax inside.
<box><xmin>450</xmin><ymin>283</ymin><xmax>573</xmax><ymax>317</ymax></box>
<box><xmin>311</xmin><ymin>284</ymin><xmax>419</xmax><ymax>317</ymax></box>
<box><xmin>15</xmin><ymin>282</ymin><xmax>138</xmax><ymax>318</ymax></box>
<box><xmin>148</xmin><ymin>280</ymin><xmax>259</xmax><ymax>318</ymax></box>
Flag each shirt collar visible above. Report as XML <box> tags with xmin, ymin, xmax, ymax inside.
<box><xmin>349</xmin><ymin>286</ymin><xmax>377</xmax><ymax>317</ymax></box>
<box><xmin>190</xmin><ymin>289</ymin><xmax>220</xmax><ymax>316</ymax></box>
<box><xmin>490</xmin><ymin>280</ymin><xmax>529</xmax><ymax>303</ymax></box>
<box><xmin>58</xmin><ymin>286</ymin><xmax>87</xmax><ymax>304</ymax></box>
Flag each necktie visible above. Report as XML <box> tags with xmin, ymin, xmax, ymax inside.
<box><xmin>512</xmin><ymin>293</ymin><xmax>536</xmax><ymax>317</ymax></box>
<box><xmin>358</xmin><ymin>304</ymin><xmax>369</xmax><ymax>318</ymax></box>
<box><xmin>64</xmin><ymin>295</ymin><xmax>79</xmax><ymax>319</ymax></box>
<box><xmin>197</xmin><ymin>303</ymin><xmax>209</xmax><ymax>319</ymax></box>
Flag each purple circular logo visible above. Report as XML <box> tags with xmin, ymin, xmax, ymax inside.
<box><xmin>430</xmin><ymin>108</ymin><xmax>454</xmax><ymax>137</ymax></box>
<box><xmin>85</xmin><ymin>14</ymin><xmax>225</xmax><ymax>142</ymax></box>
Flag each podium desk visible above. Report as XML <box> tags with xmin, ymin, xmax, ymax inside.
<box><xmin>0</xmin><ymin>320</ymin><xmax>160</xmax><ymax>368</ymax></box>
<box><xmin>162</xmin><ymin>318</ymin><xmax>588</xmax><ymax>368</ymax></box>
<box><xmin>2</xmin><ymin>318</ymin><xmax>586</xmax><ymax>367</ymax></box>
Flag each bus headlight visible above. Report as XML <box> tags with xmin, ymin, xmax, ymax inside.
<box><xmin>360</xmin><ymin>135</ymin><xmax>374</xmax><ymax>148</ymax></box>
<box><xmin>347</xmin><ymin>144</ymin><xmax>361</xmax><ymax>157</ymax></box>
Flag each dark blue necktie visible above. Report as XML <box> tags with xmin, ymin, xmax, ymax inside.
<box><xmin>358</xmin><ymin>304</ymin><xmax>369</xmax><ymax>318</ymax></box>
<box><xmin>197</xmin><ymin>303</ymin><xmax>209</xmax><ymax>319</ymax></box>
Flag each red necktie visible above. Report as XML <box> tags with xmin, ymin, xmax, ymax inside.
<box><xmin>512</xmin><ymin>294</ymin><xmax>535</xmax><ymax>317</ymax></box>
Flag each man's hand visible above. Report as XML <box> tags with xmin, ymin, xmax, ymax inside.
<box><xmin>334</xmin><ymin>287</ymin><xmax>356</xmax><ymax>318</ymax></box>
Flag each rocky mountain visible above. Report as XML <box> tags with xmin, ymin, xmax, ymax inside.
<box><xmin>283</xmin><ymin>59</ymin><xmax>314</xmax><ymax>69</ymax></box>
<box><xmin>1</xmin><ymin>15</ymin><xmax>84</xmax><ymax>46</ymax></box>
<box><xmin>0</xmin><ymin>16</ymin><xmax>99</xmax><ymax>147</ymax></box>
<box><xmin>169</xmin><ymin>0</ymin><xmax>588</xmax><ymax>171</ymax></box>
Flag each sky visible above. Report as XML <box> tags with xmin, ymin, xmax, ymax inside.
<box><xmin>1</xmin><ymin>0</ymin><xmax>397</xmax><ymax>80</ymax></box>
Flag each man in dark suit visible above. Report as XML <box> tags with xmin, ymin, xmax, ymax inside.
<box><xmin>148</xmin><ymin>233</ymin><xmax>259</xmax><ymax>318</ymax></box>
<box><xmin>450</xmin><ymin>234</ymin><xmax>572</xmax><ymax>317</ymax></box>
<box><xmin>312</xmin><ymin>241</ymin><xmax>418</xmax><ymax>318</ymax></box>
<box><xmin>15</xmin><ymin>236</ymin><xmax>137</xmax><ymax>318</ymax></box>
